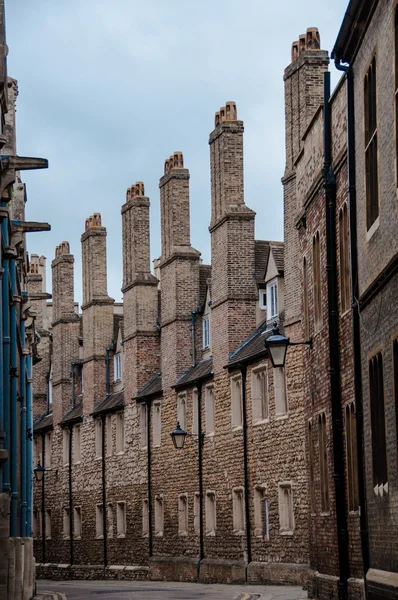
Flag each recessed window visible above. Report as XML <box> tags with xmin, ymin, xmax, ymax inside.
<box><xmin>205</xmin><ymin>491</ymin><xmax>216</xmax><ymax>536</ymax></box>
<box><xmin>364</xmin><ymin>56</ymin><xmax>379</xmax><ymax>230</ymax></box>
<box><xmin>345</xmin><ymin>403</ymin><xmax>359</xmax><ymax>511</ymax></box>
<box><xmin>192</xmin><ymin>389</ymin><xmax>199</xmax><ymax>436</ymax></box>
<box><xmin>73</xmin><ymin>506</ymin><xmax>82</xmax><ymax>539</ymax></box>
<box><xmin>117</xmin><ymin>502</ymin><xmax>126</xmax><ymax>537</ymax></box>
<box><xmin>274</xmin><ymin>367</ymin><xmax>288</xmax><ymax>416</ymax></box>
<box><xmin>34</xmin><ymin>436</ymin><xmax>42</xmax><ymax>467</ymax></box>
<box><xmin>395</xmin><ymin>8</ymin><xmax>398</xmax><ymax>185</ymax></box>
<box><xmin>73</xmin><ymin>425</ymin><xmax>81</xmax><ymax>464</ymax></box>
<box><xmin>153</xmin><ymin>402</ymin><xmax>161</xmax><ymax>447</ymax></box>
<box><xmin>140</xmin><ymin>403</ymin><xmax>148</xmax><ymax>449</ymax></box>
<box><xmin>203</xmin><ymin>315</ymin><xmax>210</xmax><ymax>349</ymax></box>
<box><xmin>394</xmin><ymin>339</ymin><xmax>398</xmax><ymax>471</ymax></box>
<box><xmin>63</xmin><ymin>429</ymin><xmax>70</xmax><ymax>466</ymax></box>
<box><xmin>116</xmin><ymin>412</ymin><xmax>125</xmax><ymax>454</ymax></box>
<box><xmin>230</xmin><ymin>375</ymin><xmax>243</xmax><ymax>428</ymax></box>
<box><xmin>107</xmin><ymin>504</ymin><xmax>114</xmax><ymax>539</ymax></box>
<box><xmin>155</xmin><ymin>495</ymin><xmax>164</xmax><ymax>536</ymax></box>
<box><xmin>303</xmin><ymin>257</ymin><xmax>309</xmax><ymax>339</ymax></box>
<box><xmin>313</xmin><ymin>232</ymin><xmax>322</xmax><ymax>330</ymax></box>
<box><xmin>308</xmin><ymin>421</ymin><xmax>316</xmax><ymax>513</ymax></box>
<box><xmin>63</xmin><ymin>507</ymin><xmax>70</xmax><ymax>539</ymax></box>
<box><xmin>142</xmin><ymin>499</ymin><xmax>149</xmax><ymax>536</ymax></box>
<box><xmin>194</xmin><ymin>492</ymin><xmax>200</xmax><ymax>534</ymax></box>
<box><xmin>178</xmin><ymin>494</ymin><xmax>188</xmax><ymax>536</ymax></box>
<box><xmin>254</xmin><ymin>486</ymin><xmax>269</xmax><ymax>540</ymax></box>
<box><xmin>251</xmin><ymin>366</ymin><xmax>268</xmax><ymax>423</ymax></box>
<box><xmin>106</xmin><ymin>415</ymin><xmax>113</xmax><ymax>456</ymax></box>
<box><xmin>266</xmin><ymin>278</ymin><xmax>278</xmax><ymax>319</ymax></box>
<box><xmin>259</xmin><ymin>289</ymin><xmax>267</xmax><ymax>310</ymax></box>
<box><xmin>278</xmin><ymin>483</ymin><xmax>294</xmax><ymax>534</ymax></box>
<box><xmin>44</xmin><ymin>432</ymin><xmax>52</xmax><ymax>468</ymax></box>
<box><xmin>339</xmin><ymin>203</ymin><xmax>351</xmax><ymax>313</ymax></box>
<box><xmin>232</xmin><ymin>488</ymin><xmax>245</xmax><ymax>535</ymax></box>
<box><xmin>45</xmin><ymin>509</ymin><xmax>52</xmax><ymax>540</ymax></box>
<box><xmin>95</xmin><ymin>418</ymin><xmax>102</xmax><ymax>459</ymax></box>
<box><xmin>177</xmin><ymin>393</ymin><xmax>187</xmax><ymax>431</ymax></box>
<box><xmin>96</xmin><ymin>504</ymin><xmax>104</xmax><ymax>538</ymax></box>
<box><xmin>369</xmin><ymin>352</ymin><xmax>388</xmax><ymax>494</ymax></box>
<box><xmin>319</xmin><ymin>413</ymin><xmax>330</xmax><ymax>512</ymax></box>
<box><xmin>114</xmin><ymin>353</ymin><xmax>122</xmax><ymax>382</ymax></box>
<box><xmin>205</xmin><ymin>385</ymin><xmax>215</xmax><ymax>435</ymax></box>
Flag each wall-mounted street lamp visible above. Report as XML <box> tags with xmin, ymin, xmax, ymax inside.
<box><xmin>264</xmin><ymin>322</ymin><xmax>312</xmax><ymax>368</ymax></box>
<box><xmin>170</xmin><ymin>421</ymin><xmax>204</xmax><ymax>449</ymax></box>
<box><xmin>33</xmin><ymin>461</ymin><xmax>45</xmax><ymax>482</ymax></box>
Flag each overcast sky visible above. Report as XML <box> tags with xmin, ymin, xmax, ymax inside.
<box><xmin>6</xmin><ymin>0</ymin><xmax>348</xmax><ymax>305</ymax></box>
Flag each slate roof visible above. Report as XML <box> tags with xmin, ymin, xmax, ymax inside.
<box><xmin>227</xmin><ymin>322</ymin><xmax>286</xmax><ymax>368</ymax></box>
<box><xmin>33</xmin><ymin>412</ymin><xmax>53</xmax><ymax>433</ymax></box>
<box><xmin>175</xmin><ymin>358</ymin><xmax>213</xmax><ymax>388</ymax></box>
<box><xmin>270</xmin><ymin>243</ymin><xmax>284</xmax><ymax>275</ymax></box>
<box><xmin>254</xmin><ymin>240</ymin><xmax>270</xmax><ymax>285</ymax></box>
<box><xmin>136</xmin><ymin>373</ymin><xmax>162</xmax><ymax>400</ymax></box>
<box><xmin>199</xmin><ymin>264</ymin><xmax>212</xmax><ymax>307</ymax></box>
<box><xmin>61</xmin><ymin>402</ymin><xmax>83</xmax><ymax>425</ymax></box>
<box><xmin>92</xmin><ymin>390</ymin><xmax>124</xmax><ymax>415</ymax></box>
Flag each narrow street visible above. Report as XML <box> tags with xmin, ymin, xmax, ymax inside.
<box><xmin>36</xmin><ymin>580</ymin><xmax>307</xmax><ymax>600</ymax></box>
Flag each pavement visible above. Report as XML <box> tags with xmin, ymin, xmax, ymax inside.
<box><xmin>35</xmin><ymin>580</ymin><xmax>308</xmax><ymax>600</ymax></box>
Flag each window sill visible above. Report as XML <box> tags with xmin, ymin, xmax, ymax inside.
<box><xmin>155</xmin><ymin>532</ymin><xmax>164</xmax><ymax>538</ymax></box>
<box><xmin>206</xmin><ymin>432</ymin><xmax>215</xmax><ymax>439</ymax></box>
<box><xmin>348</xmin><ymin>510</ymin><xmax>360</xmax><ymax>516</ymax></box>
<box><xmin>63</xmin><ymin>536</ymin><xmax>70</xmax><ymax>540</ymax></box>
<box><xmin>116</xmin><ymin>451</ymin><xmax>125</xmax><ymax>456</ymax></box>
<box><xmin>141</xmin><ymin>445</ymin><xmax>148</xmax><ymax>451</ymax></box>
<box><xmin>232</xmin><ymin>425</ymin><xmax>243</xmax><ymax>432</ymax></box>
<box><xmin>142</xmin><ymin>533</ymin><xmax>149</xmax><ymax>538</ymax></box>
<box><xmin>366</xmin><ymin>216</ymin><xmax>379</xmax><ymax>241</ymax></box>
<box><xmin>280</xmin><ymin>530</ymin><xmax>294</xmax><ymax>536</ymax></box>
<box><xmin>206</xmin><ymin>531</ymin><xmax>216</xmax><ymax>537</ymax></box>
<box><xmin>233</xmin><ymin>530</ymin><xmax>245</xmax><ymax>536</ymax></box>
<box><xmin>320</xmin><ymin>512</ymin><xmax>331</xmax><ymax>517</ymax></box>
<box><xmin>275</xmin><ymin>414</ymin><xmax>289</xmax><ymax>421</ymax></box>
<box><xmin>117</xmin><ymin>534</ymin><xmax>126</xmax><ymax>539</ymax></box>
<box><xmin>253</xmin><ymin>418</ymin><xmax>269</xmax><ymax>427</ymax></box>
<box><xmin>96</xmin><ymin>535</ymin><xmax>104</xmax><ymax>540</ymax></box>
<box><xmin>95</xmin><ymin>456</ymin><xmax>102</xmax><ymax>461</ymax></box>
<box><xmin>73</xmin><ymin>536</ymin><xmax>82</xmax><ymax>541</ymax></box>
<box><xmin>178</xmin><ymin>531</ymin><xmax>188</xmax><ymax>537</ymax></box>
<box><xmin>74</xmin><ymin>461</ymin><xmax>81</xmax><ymax>466</ymax></box>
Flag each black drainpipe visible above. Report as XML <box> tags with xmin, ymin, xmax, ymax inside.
<box><xmin>335</xmin><ymin>59</ymin><xmax>370</xmax><ymax>584</ymax></box>
<box><xmin>146</xmin><ymin>399</ymin><xmax>153</xmax><ymax>557</ymax></box>
<box><xmin>197</xmin><ymin>382</ymin><xmax>204</xmax><ymax>571</ymax></box>
<box><xmin>68</xmin><ymin>423</ymin><xmax>74</xmax><ymax>566</ymax></box>
<box><xmin>101</xmin><ymin>413</ymin><xmax>108</xmax><ymax>568</ymax></box>
<box><xmin>323</xmin><ymin>70</ymin><xmax>349</xmax><ymax>600</ymax></box>
<box><xmin>239</xmin><ymin>364</ymin><xmax>252</xmax><ymax>568</ymax></box>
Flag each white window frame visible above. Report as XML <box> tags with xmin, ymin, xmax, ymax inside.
<box><xmin>114</xmin><ymin>353</ymin><xmax>122</xmax><ymax>382</ymax></box>
<box><xmin>202</xmin><ymin>315</ymin><xmax>210</xmax><ymax>349</ymax></box>
<box><xmin>259</xmin><ymin>288</ymin><xmax>267</xmax><ymax>310</ymax></box>
<box><xmin>266</xmin><ymin>278</ymin><xmax>278</xmax><ymax>319</ymax></box>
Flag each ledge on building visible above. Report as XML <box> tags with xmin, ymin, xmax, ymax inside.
<box><xmin>199</xmin><ymin>558</ymin><xmax>247</xmax><ymax>585</ymax></box>
<box><xmin>247</xmin><ymin>561</ymin><xmax>311</xmax><ymax>587</ymax></box>
<box><xmin>36</xmin><ymin>563</ymin><xmax>148</xmax><ymax>582</ymax></box>
<box><xmin>149</xmin><ymin>556</ymin><xmax>198</xmax><ymax>582</ymax></box>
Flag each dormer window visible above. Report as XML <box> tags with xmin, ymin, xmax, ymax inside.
<box><xmin>267</xmin><ymin>278</ymin><xmax>278</xmax><ymax>319</ymax></box>
<box><xmin>114</xmin><ymin>353</ymin><xmax>122</xmax><ymax>382</ymax></box>
<box><xmin>203</xmin><ymin>315</ymin><xmax>210</xmax><ymax>349</ymax></box>
<box><xmin>259</xmin><ymin>289</ymin><xmax>267</xmax><ymax>310</ymax></box>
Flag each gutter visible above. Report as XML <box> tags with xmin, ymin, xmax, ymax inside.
<box><xmin>323</xmin><ymin>70</ymin><xmax>349</xmax><ymax>599</ymax></box>
<box><xmin>334</xmin><ymin>57</ymin><xmax>370</xmax><ymax>587</ymax></box>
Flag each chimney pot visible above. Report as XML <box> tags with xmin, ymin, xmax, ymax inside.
<box><xmin>215</xmin><ymin>111</ymin><xmax>220</xmax><ymax>127</ymax></box>
<box><xmin>299</xmin><ymin>34</ymin><xmax>306</xmax><ymax>55</ymax></box>
<box><xmin>225</xmin><ymin>101</ymin><xmax>237</xmax><ymax>121</ymax></box>
<box><xmin>220</xmin><ymin>106</ymin><xmax>226</xmax><ymax>122</ymax></box>
<box><xmin>291</xmin><ymin>41</ymin><xmax>299</xmax><ymax>62</ymax></box>
<box><xmin>306</xmin><ymin>27</ymin><xmax>320</xmax><ymax>50</ymax></box>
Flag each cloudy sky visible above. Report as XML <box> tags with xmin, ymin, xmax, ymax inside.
<box><xmin>6</xmin><ymin>0</ymin><xmax>348</xmax><ymax>304</ymax></box>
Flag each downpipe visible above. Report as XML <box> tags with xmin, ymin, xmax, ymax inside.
<box><xmin>239</xmin><ymin>365</ymin><xmax>252</xmax><ymax>571</ymax></box>
<box><xmin>10</xmin><ymin>258</ymin><xmax>18</xmax><ymax>537</ymax></box>
<box><xmin>2</xmin><ymin>203</ymin><xmax>10</xmax><ymax>493</ymax></box>
<box><xmin>20</xmin><ymin>318</ymin><xmax>27</xmax><ymax>536</ymax></box>
<box><xmin>26</xmin><ymin>354</ymin><xmax>33</xmax><ymax>536</ymax></box>
<box><xmin>101</xmin><ymin>414</ymin><xmax>108</xmax><ymax>568</ymax></box>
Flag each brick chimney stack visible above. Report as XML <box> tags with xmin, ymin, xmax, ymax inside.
<box><xmin>209</xmin><ymin>101</ymin><xmax>257</xmax><ymax>372</ymax></box>
<box><xmin>81</xmin><ymin>214</ymin><xmax>114</xmax><ymax>413</ymax></box>
<box><xmin>283</xmin><ymin>27</ymin><xmax>328</xmax><ymax>326</ymax></box>
<box><xmin>159</xmin><ymin>153</ymin><xmax>201</xmax><ymax>389</ymax></box>
<box><xmin>51</xmin><ymin>242</ymin><xmax>80</xmax><ymax>425</ymax></box>
<box><xmin>121</xmin><ymin>182</ymin><xmax>160</xmax><ymax>398</ymax></box>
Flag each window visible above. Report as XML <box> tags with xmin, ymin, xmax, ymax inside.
<box><xmin>96</xmin><ymin>505</ymin><xmax>104</xmax><ymax>538</ymax></box>
<box><xmin>369</xmin><ymin>352</ymin><xmax>388</xmax><ymax>493</ymax></box>
<box><xmin>278</xmin><ymin>483</ymin><xmax>294</xmax><ymax>533</ymax></box>
<box><xmin>274</xmin><ymin>367</ymin><xmax>288</xmax><ymax>416</ymax></box>
<box><xmin>73</xmin><ymin>506</ymin><xmax>82</xmax><ymax>539</ymax></box>
<box><xmin>116</xmin><ymin>502</ymin><xmax>126</xmax><ymax>537</ymax></box>
<box><xmin>155</xmin><ymin>495</ymin><xmax>164</xmax><ymax>536</ymax></box>
<box><xmin>48</xmin><ymin>375</ymin><xmax>53</xmax><ymax>407</ymax></box>
<box><xmin>177</xmin><ymin>393</ymin><xmax>187</xmax><ymax>431</ymax></box>
<box><xmin>116</xmin><ymin>412</ymin><xmax>125</xmax><ymax>454</ymax></box>
<box><xmin>254</xmin><ymin>486</ymin><xmax>269</xmax><ymax>540</ymax></box>
<box><xmin>63</xmin><ymin>429</ymin><xmax>70</xmax><ymax>466</ymax></box>
<box><xmin>143</xmin><ymin>499</ymin><xmax>149</xmax><ymax>536</ymax></box>
<box><xmin>194</xmin><ymin>492</ymin><xmax>200</xmax><ymax>534</ymax></box>
<box><xmin>303</xmin><ymin>257</ymin><xmax>309</xmax><ymax>339</ymax></box>
<box><xmin>232</xmin><ymin>488</ymin><xmax>245</xmax><ymax>535</ymax></box>
<box><xmin>107</xmin><ymin>504</ymin><xmax>114</xmax><ymax>539</ymax></box>
<box><xmin>114</xmin><ymin>353</ymin><xmax>122</xmax><ymax>382</ymax></box>
<box><xmin>339</xmin><ymin>204</ymin><xmax>351</xmax><ymax>313</ymax></box>
<box><xmin>318</xmin><ymin>413</ymin><xmax>330</xmax><ymax>512</ymax></box>
<box><xmin>364</xmin><ymin>56</ymin><xmax>379</xmax><ymax>231</ymax></box>
<box><xmin>308</xmin><ymin>421</ymin><xmax>316</xmax><ymax>512</ymax></box>
<box><xmin>259</xmin><ymin>289</ymin><xmax>267</xmax><ymax>310</ymax></box>
<box><xmin>205</xmin><ymin>385</ymin><xmax>215</xmax><ymax>435</ymax></box>
<box><xmin>313</xmin><ymin>232</ymin><xmax>322</xmax><ymax>330</ymax></box>
<box><xmin>395</xmin><ymin>8</ymin><xmax>398</xmax><ymax>184</ymax></box>
<box><xmin>205</xmin><ymin>491</ymin><xmax>216</xmax><ymax>535</ymax></box>
<box><xmin>267</xmin><ymin>278</ymin><xmax>278</xmax><ymax>319</ymax></box>
<box><xmin>231</xmin><ymin>375</ymin><xmax>243</xmax><ymax>428</ymax></box>
<box><xmin>140</xmin><ymin>403</ymin><xmax>148</xmax><ymax>448</ymax></box>
<box><xmin>394</xmin><ymin>339</ymin><xmax>398</xmax><ymax>466</ymax></box>
<box><xmin>178</xmin><ymin>494</ymin><xmax>188</xmax><ymax>535</ymax></box>
<box><xmin>345</xmin><ymin>403</ymin><xmax>359</xmax><ymax>511</ymax></box>
<box><xmin>73</xmin><ymin>425</ymin><xmax>81</xmax><ymax>464</ymax></box>
<box><xmin>153</xmin><ymin>402</ymin><xmax>161</xmax><ymax>447</ymax></box>
<box><xmin>45</xmin><ymin>509</ymin><xmax>52</xmax><ymax>539</ymax></box>
<box><xmin>33</xmin><ymin>436</ymin><xmax>42</xmax><ymax>467</ymax></box>
<box><xmin>63</xmin><ymin>508</ymin><xmax>70</xmax><ymax>539</ymax></box>
<box><xmin>192</xmin><ymin>389</ymin><xmax>198</xmax><ymax>436</ymax></box>
<box><xmin>95</xmin><ymin>418</ymin><xmax>102</xmax><ymax>459</ymax></box>
<box><xmin>106</xmin><ymin>415</ymin><xmax>113</xmax><ymax>456</ymax></box>
<box><xmin>251</xmin><ymin>366</ymin><xmax>268</xmax><ymax>423</ymax></box>
<box><xmin>203</xmin><ymin>315</ymin><xmax>210</xmax><ymax>349</ymax></box>
<box><xmin>45</xmin><ymin>431</ymin><xmax>52</xmax><ymax>468</ymax></box>
<box><xmin>33</xmin><ymin>510</ymin><xmax>40</xmax><ymax>539</ymax></box>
